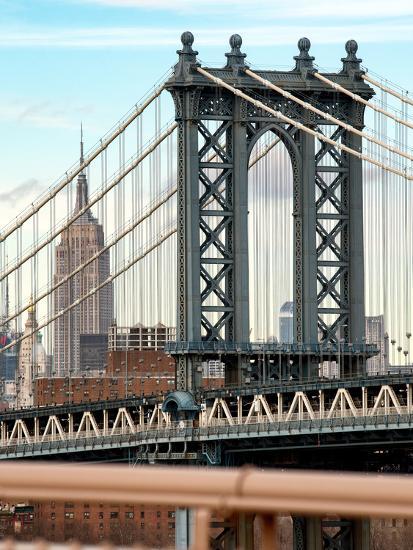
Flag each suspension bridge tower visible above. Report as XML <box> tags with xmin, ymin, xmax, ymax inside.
<box><xmin>166</xmin><ymin>33</ymin><xmax>376</xmax><ymax>392</ymax></box>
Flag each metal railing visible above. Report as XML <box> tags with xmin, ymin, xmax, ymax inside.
<box><xmin>1</xmin><ymin>407</ymin><xmax>411</xmax><ymax>460</ymax></box>
<box><xmin>0</xmin><ymin>463</ymin><xmax>413</xmax><ymax>549</ymax></box>
<box><xmin>165</xmin><ymin>340</ymin><xmax>379</xmax><ymax>355</ymax></box>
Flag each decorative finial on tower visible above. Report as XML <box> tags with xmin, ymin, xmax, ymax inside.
<box><xmin>180</xmin><ymin>31</ymin><xmax>194</xmax><ymax>53</ymax></box>
<box><xmin>225</xmin><ymin>34</ymin><xmax>246</xmax><ymax>69</ymax></box>
<box><xmin>294</xmin><ymin>37</ymin><xmax>315</xmax><ymax>75</ymax></box>
<box><xmin>341</xmin><ymin>39</ymin><xmax>362</xmax><ymax>76</ymax></box>
<box><xmin>175</xmin><ymin>31</ymin><xmax>199</xmax><ymax>79</ymax></box>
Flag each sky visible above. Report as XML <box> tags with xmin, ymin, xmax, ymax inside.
<box><xmin>1</xmin><ymin>0</ymin><xmax>413</xmax><ymax>217</ymax></box>
<box><xmin>0</xmin><ymin>0</ymin><xmax>411</xmax><ymax>356</ymax></box>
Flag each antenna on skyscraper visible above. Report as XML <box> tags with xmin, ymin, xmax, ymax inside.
<box><xmin>80</xmin><ymin>122</ymin><xmax>84</xmax><ymax>166</ymax></box>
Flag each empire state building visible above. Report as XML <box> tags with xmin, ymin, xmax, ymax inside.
<box><xmin>53</xmin><ymin>134</ymin><xmax>113</xmax><ymax>375</ymax></box>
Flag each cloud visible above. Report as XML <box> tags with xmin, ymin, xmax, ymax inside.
<box><xmin>0</xmin><ymin>179</ymin><xmax>44</xmax><ymax>207</ymax></box>
<box><xmin>0</xmin><ymin>99</ymin><xmax>93</xmax><ymax>129</ymax></box>
<box><xmin>1</xmin><ymin>22</ymin><xmax>413</xmax><ymax>49</ymax></box>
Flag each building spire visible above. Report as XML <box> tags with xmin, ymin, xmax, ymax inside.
<box><xmin>74</xmin><ymin>124</ymin><xmax>91</xmax><ymax>216</ymax></box>
<box><xmin>80</xmin><ymin>122</ymin><xmax>84</xmax><ymax>166</ymax></box>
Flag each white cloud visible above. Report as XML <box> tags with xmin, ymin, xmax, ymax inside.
<box><xmin>0</xmin><ymin>22</ymin><xmax>413</xmax><ymax>49</ymax></box>
<box><xmin>0</xmin><ymin>99</ymin><xmax>93</xmax><ymax>129</ymax></box>
<box><xmin>0</xmin><ymin>178</ymin><xmax>44</xmax><ymax>207</ymax></box>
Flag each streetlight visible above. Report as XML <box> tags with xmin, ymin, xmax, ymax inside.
<box><xmin>384</xmin><ymin>333</ymin><xmax>389</xmax><ymax>371</ymax></box>
<box><xmin>338</xmin><ymin>338</ymin><xmax>345</xmax><ymax>379</ymax></box>
<box><xmin>398</xmin><ymin>346</ymin><xmax>403</xmax><ymax>368</ymax></box>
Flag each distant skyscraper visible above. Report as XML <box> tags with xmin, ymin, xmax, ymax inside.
<box><xmin>365</xmin><ymin>315</ymin><xmax>388</xmax><ymax>374</ymax></box>
<box><xmin>279</xmin><ymin>301</ymin><xmax>294</xmax><ymax>343</ymax></box>
<box><xmin>0</xmin><ymin>276</ymin><xmax>20</xmax><ymax>403</ymax></box>
<box><xmin>16</xmin><ymin>305</ymin><xmax>47</xmax><ymax>408</ymax></box>
<box><xmin>53</xmin><ymin>133</ymin><xmax>113</xmax><ymax>375</ymax></box>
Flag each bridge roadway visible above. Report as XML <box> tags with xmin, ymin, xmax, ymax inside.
<box><xmin>1</xmin><ymin>374</ymin><xmax>413</xmax><ymax>466</ymax></box>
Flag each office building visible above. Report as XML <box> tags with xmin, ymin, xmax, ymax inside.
<box><xmin>53</xmin><ymin>134</ymin><xmax>113</xmax><ymax>375</ymax></box>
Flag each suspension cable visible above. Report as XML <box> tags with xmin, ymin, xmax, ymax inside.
<box><xmin>0</xmin><ymin>225</ymin><xmax>177</xmax><ymax>354</ymax></box>
<box><xmin>5</xmin><ymin>186</ymin><xmax>177</xmax><ymax>326</ymax></box>
<box><xmin>2</xmin><ymin>117</ymin><xmax>276</xmax><ymax>285</ymax></box>
<box><xmin>6</xmin><ymin>127</ymin><xmax>275</xmax><ymax>320</ymax></box>
<box><xmin>245</xmin><ymin>69</ymin><xmax>413</xmax><ymax>163</ymax></box>
<box><xmin>4</xmin><ymin>129</ymin><xmax>282</xmax><ymax>353</ymax></box>
<box><xmin>206</xmin><ymin>135</ymin><xmax>280</xmax><ymax>167</ymax></box>
<box><xmin>0</xmin><ymin>122</ymin><xmax>178</xmax><ymax>281</ymax></box>
<box><xmin>314</xmin><ymin>72</ymin><xmax>413</xmax><ymax>132</ymax></box>
<box><xmin>0</xmin><ymin>82</ymin><xmax>167</xmax><ymax>243</ymax></box>
<box><xmin>197</xmin><ymin>67</ymin><xmax>412</xmax><ymax>181</ymax></box>
<box><xmin>362</xmin><ymin>74</ymin><xmax>413</xmax><ymax>108</ymax></box>
<box><xmin>249</xmin><ymin>136</ymin><xmax>280</xmax><ymax>167</ymax></box>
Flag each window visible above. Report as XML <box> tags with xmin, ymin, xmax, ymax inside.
<box><xmin>64</xmin><ymin>512</ymin><xmax>74</xmax><ymax>519</ymax></box>
<box><xmin>156</xmin><ymin>511</ymin><xmax>161</xmax><ymax>518</ymax></box>
<box><xmin>83</xmin><ymin>512</ymin><xmax>90</xmax><ymax>519</ymax></box>
<box><xmin>140</xmin><ymin>522</ymin><xmax>144</xmax><ymax>529</ymax></box>
<box><xmin>99</xmin><ymin>523</ymin><xmax>104</xmax><ymax>530</ymax></box>
<box><xmin>64</xmin><ymin>502</ymin><xmax>74</xmax><ymax>508</ymax></box>
<box><xmin>157</xmin><ymin>523</ymin><xmax>161</xmax><ymax>529</ymax></box>
<box><xmin>125</xmin><ymin>512</ymin><xmax>134</xmax><ymax>519</ymax></box>
<box><xmin>169</xmin><ymin>522</ymin><xmax>175</xmax><ymax>529</ymax></box>
<box><xmin>110</xmin><ymin>511</ymin><xmax>118</xmax><ymax>519</ymax></box>
<box><xmin>168</xmin><ymin>511</ymin><xmax>175</xmax><ymax>518</ymax></box>
<box><xmin>50</xmin><ymin>513</ymin><xmax>56</xmax><ymax>520</ymax></box>
<box><xmin>98</xmin><ymin>512</ymin><xmax>104</xmax><ymax>519</ymax></box>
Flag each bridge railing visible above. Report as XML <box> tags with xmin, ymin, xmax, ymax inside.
<box><xmin>0</xmin><ymin>404</ymin><xmax>410</xmax><ymax>450</ymax></box>
<box><xmin>0</xmin><ymin>463</ymin><xmax>413</xmax><ymax>549</ymax></box>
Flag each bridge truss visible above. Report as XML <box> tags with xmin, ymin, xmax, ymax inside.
<box><xmin>1</xmin><ymin>376</ymin><xmax>413</xmax><ymax>467</ymax></box>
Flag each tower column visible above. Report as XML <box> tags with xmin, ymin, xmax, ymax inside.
<box><xmin>348</xmin><ymin>131</ymin><xmax>365</xmax><ymax>344</ymax></box>
<box><xmin>298</xmin><ymin>130</ymin><xmax>318</xmax><ymax>345</ymax></box>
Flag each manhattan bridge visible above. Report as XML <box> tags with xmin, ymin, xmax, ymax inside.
<box><xmin>1</xmin><ymin>32</ymin><xmax>413</xmax><ymax>548</ymax></box>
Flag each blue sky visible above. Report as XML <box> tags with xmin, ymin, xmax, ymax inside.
<box><xmin>1</xmin><ymin>0</ymin><xmax>413</xmax><ymax>214</ymax></box>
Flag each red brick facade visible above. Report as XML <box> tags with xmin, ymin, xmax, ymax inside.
<box><xmin>34</xmin><ymin>350</ymin><xmax>223</xmax><ymax>406</ymax></box>
<box><xmin>34</xmin><ymin>501</ymin><xmax>175</xmax><ymax>547</ymax></box>
<box><xmin>34</xmin><ymin>350</ymin><xmax>176</xmax><ymax>406</ymax></box>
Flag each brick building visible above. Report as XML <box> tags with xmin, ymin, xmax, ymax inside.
<box><xmin>34</xmin><ymin>350</ymin><xmax>175</xmax><ymax>406</ymax></box>
<box><xmin>34</xmin><ymin>349</ymin><xmax>222</xmax><ymax>406</ymax></box>
<box><xmin>34</xmin><ymin>501</ymin><xmax>175</xmax><ymax>547</ymax></box>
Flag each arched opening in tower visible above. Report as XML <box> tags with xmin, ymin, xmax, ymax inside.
<box><xmin>248</xmin><ymin>131</ymin><xmax>293</xmax><ymax>344</ymax></box>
